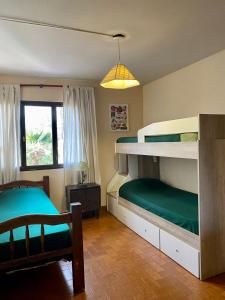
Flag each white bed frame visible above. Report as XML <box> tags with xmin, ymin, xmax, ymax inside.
<box><xmin>138</xmin><ymin>116</ymin><xmax>199</xmax><ymax>142</ymax></box>
<box><xmin>116</xmin><ymin>116</ymin><xmax>199</xmax><ymax>159</ymax></box>
<box><xmin>109</xmin><ymin>114</ymin><xmax>225</xmax><ymax>280</ymax></box>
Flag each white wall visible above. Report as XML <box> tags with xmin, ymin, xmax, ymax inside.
<box><xmin>159</xmin><ymin>158</ymin><xmax>198</xmax><ymax>193</ymax></box>
<box><xmin>143</xmin><ymin>49</ymin><xmax>225</xmax><ymax>193</ymax></box>
<box><xmin>95</xmin><ymin>87</ymin><xmax>143</xmax><ymax>206</ymax></box>
<box><xmin>0</xmin><ymin>75</ymin><xmax>143</xmax><ymax>210</ymax></box>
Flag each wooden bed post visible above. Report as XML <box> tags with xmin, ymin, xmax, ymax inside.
<box><xmin>71</xmin><ymin>203</ymin><xmax>85</xmax><ymax>294</ymax></box>
<box><xmin>43</xmin><ymin>176</ymin><xmax>50</xmax><ymax>197</ymax></box>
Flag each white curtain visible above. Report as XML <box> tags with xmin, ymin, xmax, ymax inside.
<box><xmin>0</xmin><ymin>85</ymin><xmax>21</xmax><ymax>184</ymax></box>
<box><xmin>63</xmin><ymin>86</ymin><xmax>101</xmax><ymax>185</ymax></box>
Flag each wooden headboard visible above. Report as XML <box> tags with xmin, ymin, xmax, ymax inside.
<box><xmin>0</xmin><ymin>176</ymin><xmax>50</xmax><ymax>197</ymax></box>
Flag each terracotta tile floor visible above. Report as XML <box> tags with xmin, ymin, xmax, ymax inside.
<box><xmin>1</xmin><ymin>210</ymin><xmax>225</xmax><ymax>300</ymax></box>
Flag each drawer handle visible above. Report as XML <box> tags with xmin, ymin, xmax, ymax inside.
<box><xmin>144</xmin><ymin>229</ymin><xmax>147</xmax><ymax>233</ymax></box>
<box><xmin>175</xmin><ymin>249</ymin><xmax>179</xmax><ymax>253</ymax></box>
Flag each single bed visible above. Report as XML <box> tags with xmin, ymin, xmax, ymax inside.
<box><xmin>0</xmin><ymin>176</ymin><xmax>84</xmax><ymax>294</ymax></box>
<box><xmin>119</xmin><ymin>178</ymin><xmax>198</xmax><ymax>235</ymax></box>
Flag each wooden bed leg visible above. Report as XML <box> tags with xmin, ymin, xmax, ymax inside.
<box><xmin>71</xmin><ymin>203</ymin><xmax>85</xmax><ymax>294</ymax></box>
<box><xmin>43</xmin><ymin>176</ymin><xmax>50</xmax><ymax>197</ymax></box>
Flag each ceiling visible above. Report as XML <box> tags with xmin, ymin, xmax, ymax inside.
<box><xmin>0</xmin><ymin>0</ymin><xmax>225</xmax><ymax>84</ymax></box>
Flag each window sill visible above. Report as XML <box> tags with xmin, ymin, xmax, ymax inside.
<box><xmin>20</xmin><ymin>164</ymin><xmax>64</xmax><ymax>172</ymax></box>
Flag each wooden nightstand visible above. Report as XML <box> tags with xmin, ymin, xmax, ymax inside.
<box><xmin>66</xmin><ymin>183</ymin><xmax>101</xmax><ymax>218</ymax></box>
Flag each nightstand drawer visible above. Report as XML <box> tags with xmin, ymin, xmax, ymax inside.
<box><xmin>66</xmin><ymin>183</ymin><xmax>101</xmax><ymax>218</ymax></box>
<box><xmin>86</xmin><ymin>188</ymin><xmax>100</xmax><ymax>212</ymax></box>
<box><xmin>70</xmin><ymin>190</ymin><xmax>86</xmax><ymax>212</ymax></box>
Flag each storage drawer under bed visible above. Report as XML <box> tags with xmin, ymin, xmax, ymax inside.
<box><xmin>117</xmin><ymin>204</ymin><xmax>160</xmax><ymax>249</ymax></box>
<box><xmin>160</xmin><ymin>229</ymin><xmax>199</xmax><ymax>277</ymax></box>
<box><xmin>107</xmin><ymin>194</ymin><xmax>118</xmax><ymax>217</ymax></box>
<box><xmin>110</xmin><ymin>200</ymin><xmax>199</xmax><ymax>278</ymax></box>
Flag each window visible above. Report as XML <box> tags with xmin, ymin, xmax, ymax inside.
<box><xmin>21</xmin><ymin>101</ymin><xmax>63</xmax><ymax>170</ymax></box>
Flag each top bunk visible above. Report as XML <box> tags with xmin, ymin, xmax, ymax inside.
<box><xmin>115</xmin><ymin>114</ymin><xmax>225</xmax><ymax>159</ymax></box>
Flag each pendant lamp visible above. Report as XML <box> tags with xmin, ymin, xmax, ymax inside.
<box><xmin>100</xmin><ymin>34</ymin><xmax>140</xmax><ymax>89</ymax></box>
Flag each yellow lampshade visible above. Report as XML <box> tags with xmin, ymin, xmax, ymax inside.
<box><xmin>100</xmin><ymin>64</ymin><xmax>140</xmax><ymax>89</ymax></box>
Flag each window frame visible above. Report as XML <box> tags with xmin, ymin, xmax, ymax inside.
<box><xmin>20</xmin><ymin>100</ymin><xmax>63</xmax><ymax>171</ymax></box>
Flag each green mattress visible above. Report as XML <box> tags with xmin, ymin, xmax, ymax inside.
<box><xmin>0</xmin><ymin>188</ymin><xmax>71</xmax><ymax>262</ymax></box>
<box><xmin>116</xmin><ymin>133</ymin><xmax>198</xmax><ymax>143</ymax></box>
<box><xmin>119</xmin><ymin>178</ymin><xmax>198</xmax><ymax>235</ymax></box>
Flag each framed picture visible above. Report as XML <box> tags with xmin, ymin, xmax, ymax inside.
<box><xmin>109</xmin><ymin>104</ymin><xmax>129</xmax><ymax>131</ymax></box>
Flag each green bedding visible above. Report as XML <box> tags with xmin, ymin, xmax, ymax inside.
<box><xmin>145</xmin><ymin>134</ymin><xmax>180</xmax><ymax>142</ymax></box>
<box><xmin>0</xmin><ymin>188</ymin><xmax>71</xmax><ymax>262</ymax></box>
<box><xmin>119</xmin><ymin>178</ymin><xmax>198</xmax><ymax>235</ymax></box>
<box><xmin>180</xmin><ymin>132</ymin><xmax>198</xmax><ymax>142</ymax></box>
<box><xmin>117</xmin><ymin>137</ymin><xmax>138</xmax><ymax>143</ymax></box>
<box><xmin>116</xmin><ymin>133</ymin><xmax>198</xmax><ymax>143</ymax></box>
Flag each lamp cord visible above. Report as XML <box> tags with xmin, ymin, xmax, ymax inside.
<box><xmin>117</xmin><ymin>38</ymin><xmax>121</xmax><ymax>64</ymax></box>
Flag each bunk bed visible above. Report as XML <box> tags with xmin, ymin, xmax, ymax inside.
<box><xmin>0</xmin><ymin>176</ymin><xmax>84</xmax><ymax>295</ymax></box>
<box><xmin>108</xmin><ymin>114</ymin><xmax>225</xmax><ymax>280</ymax></box>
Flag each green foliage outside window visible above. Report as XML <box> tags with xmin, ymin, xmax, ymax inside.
<box><xmin>26</xmin><ymin>131</ymin><xmax>53</xmax><ymax>166</ymax></box>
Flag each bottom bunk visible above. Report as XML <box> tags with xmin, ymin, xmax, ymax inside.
<box><xmin>107</xmin><ymin>178</ymin><xmax>200</xmax><ymax>278</ymax></box>
<box><xmin>119</xmin><ymin>178</ymin><xmax>199</xmax><ymax>235</ymax></box>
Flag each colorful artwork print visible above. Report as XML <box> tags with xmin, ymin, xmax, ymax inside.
<box><xmin>110</xmin><ymin>104</ymin><xmax>129</xmax><ymax>131</ymax></box>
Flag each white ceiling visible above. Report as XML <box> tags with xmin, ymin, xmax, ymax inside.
<box><xmin>0</xmin><ymin>0</ymin><xmax>225</xmax><ymax>83</ymax></box>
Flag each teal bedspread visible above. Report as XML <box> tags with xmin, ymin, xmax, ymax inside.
<box><xmin>117</xmin><ymin>137</ymin><xmax>138</xmax><ymax>143</ymax></box>
<box><xmin>119</xmin><ymin>178</ymin><xmax>198</xmax><ymax>235</ymax></box>
<box><xmin>116</xmin><ymin>135</ymin><xmax>180</xmax><ymax>143</ymax></box>
<box><xmin>0</xmin><ymin>188</ymin><xmax>71</xmax><ymax>262</ymax></box>
<box><xmin>145</xmin><ymin>134</ymin><xmax>180</xmax><ymax>142</ymax></box>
